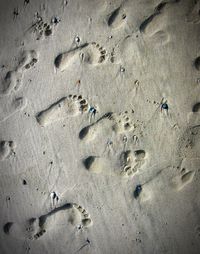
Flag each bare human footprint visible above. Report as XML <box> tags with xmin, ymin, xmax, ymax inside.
<box><xmin>4</xmin><ymin>202</ymin><xmax>92</xmax><ymax>240</ymax></box>
<box><xmin>172</xmin><ymin>167</ymin><xmax>195</xmax><ymax>191</ymax></box>
<box><xmin>186</xmin><ymin>0</ymin><xmax>200</xmax><ymax>24</ymax></box>
<box><xmin>79</xmin><ymin>111</ymin><xmax>135</xmax><ymax>142</ymax></box>
<box><xmin>0</xmin><ymin>141</ymin><xmax>16</xmax><ymax>161</ymax></box>
<box><xmin>83</xmin><ymin>156</ymin><xmax>108</xmax><ymax>174</ymax></box>
<box><xmin>54</xmin><ymin>42</ymin><xmax>107</xmax><ymax>72</ymax></box>
<box><xmin>192</xmin><ymin>102</ymin><xmax>200</xmax><ymax>112</ymax></box>
<box><xmin>0</xmin><ymin>97</ymin><xmax>27</xmax><ymax>123</ymax></box>
<box><xmin>36</xmin><ymin>94</ymin><xmax>89</xmax><ymax>126</ymax></box>
<box><xmin>0</xmin><ymin>50</ymin><xmax>38</xmax><ymax>95</ymax></box>
<box><xmin>81</xmin><ymin>42</ymin><xmax>108</xmax><ymax>65</ymax></box>
<box><xmin>194</xmin><ymin>56</ymin><xmax>200</xmax><ymax>71</ymax></box>
<box><xmin>107</xmin><ymin>4</ymin><xmax>127</xmax><ymax>29</ymax></box>
<box><xmin>54</xmin><ymin>43</ymin><xmax>89</xmax><ymax>72</ymax></box>
<box><xmin>139</xmin><ymin>4</ymin><xmax>170</xmax><ymax>45</ymax></box>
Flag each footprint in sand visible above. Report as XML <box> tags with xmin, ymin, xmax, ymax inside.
<box><xmin>83</xmin><ymin>156</ymin><xmax>104</xmax><ymax>174</ymax></box>
<box><xmin>137</xmin><ymin>183</ymin><xmax>153</xmax><ymax>203</ymax></box>
<box><xmin>120</xmin><ymin>149</ymin><xmax>146</xmax><ymax>177</ymax></box>
<box><xmin>36</xmin><ymin>94</ymin><xmax>89</xmax><ymax>126</ymax></box>
<box><xmin>171</xmin><ymin>158</ymin><xmax>197</xmax><ymax>191</ymax></box>
<box><xmin>186</xmin><ymin>0</ymin><xmax>200</xmax><ymax>24</ymax></box>
<box><xmin>54</xmin><ymin>42</ymin><xmax>107</xmax><ymax>72</ymax></box>
<box><xmin>172</xmin><ymin>168</ymin><xmax>195</xmax><ymax>191</ymax></box>
<box><xmin>107</xmin><ymin>4</ymin><xmax>127</xmax><ymax>29</ymax></box>
<box><xmin>3</xmin><ymin>202</ymin><xmax>92</xmax><ymax>240</ymax></box>
<box><xmin>83</xmin><ymin>149</ymin><xmax>146</xmax><ymax>177</ymax></box>
<box><xmin>194</xmin><ymin>56</ymin><xmax>200</xmax><ymax>71</ymax></box>
<box><xmin>178</xmin><ymin>125</ymin><xmax>200</xmax><ymax>159</ymax></box>
<box><xmin>80</xmin><ymin>111</ymin><xmax>146</xmax><ymax>177</ymax></box>
<box><xmin>83</xmin><ymin>150</ymin><xmax>146</xmax><ymax>177</ymax></box>
<box><xmin>139</xmin><ymin>2</ymin><xmax>170</xmax><ymax>45</ymax></box>
<box><xmin>187</xmin><ymin>99</ymin><xmax>200</xmax><ymax>132</ymax></box>
<box><xmin>0</xmin><ymin>141</ymin><xmax>16</xmax><ymax>161</ymax></box>
<box><xmin>29</xmin><ymin>15</ymin><xmax>55</xmax><ymax>40</ymax></box>
<box><xmin>195</xmin><ymin>225</ymin><xmax>200</xmax><ymax>237</ymax></box>
<box><xmin>79</xmin><ymin>111</ymin><xmax>135</xmax><ymax>142</ymax></box>
<box><xmin>0</xmin><ymin>97</ymin><xmax>27</xmax><ymax>123</ymax></box>
<box><xmin>192</xmin><ymin>102</ymin><xmax>200</xmax><ymax>113</ymax></box>
<box><xmin>0</xmin><ymin>50</ymin><xmax>38</xmax><ymax>95</ymax></box>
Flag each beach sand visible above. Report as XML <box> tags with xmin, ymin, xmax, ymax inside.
<box><xmin>0</xmin><ymin>0</ymin><xmax>200</xmax><ymax>253</ymax></box>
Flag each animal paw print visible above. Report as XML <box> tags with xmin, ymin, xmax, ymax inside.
<box><xmin>80</xmin><ymin>110</ymin><xmax>146</xmax><ymax>177</ymax></box>
<box><xmin>31</xmin><ymin>14</ymin><xmax>53</xmax><ymax>40</ymax></box>
<box><xmin>120</xmin><ymin>149</ymin><xmax>146</xmax><ymax>177</ymax></box>
<box><xmin>79</xmin><ymin>111</ymin><xmax>136</xmax><ymax>143</ymax></box>
<box><xmin>83</xmin><ymin>149</ymin><xmax>146</xmax><ymax>178</ymax></box>
<box><xmin>112</xmin><ymin>111</ymin><xmax>135</xmax><ymax>133</ymax></box>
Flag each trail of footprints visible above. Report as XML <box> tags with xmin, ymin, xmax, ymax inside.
<box><xmin>2</xmin><ymin>0</ymin><xmax>200</xmax><ymax>243</ymax></box>
<box><xmin>0</xmin><ymin>50</ymin><xmax>37</xmax><ymax>123</ymax></box>
<box><xmin>1</xmin><ymin>50</ymin><xmax>38</xmax><ymax>95</ymax></box>
<box><xmin>4</xmin><ymin>202</ymin><xmax>92</xmax><ymax>240</ymax></box>
<box><xmin>80</xmin><ymin>111</ymin><xmax>147</xmax><ymax>177</ymax></box>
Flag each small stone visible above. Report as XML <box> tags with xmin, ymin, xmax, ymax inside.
<box><xmin>75</xmin><ymin>36</ymin><xmax>80</xmax><ymax>43</ymax></box>
<box><xmin>23</xmin><ymin>179</ymin><xmax>27</xmax><ymax>185</ymax></box>
<box><xmin>120</xmin><ymin>66</ymin><xmax>125</xmax><ymax>72</ymax></box>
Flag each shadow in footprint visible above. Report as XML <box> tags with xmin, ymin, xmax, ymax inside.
<box><xmin>107</xmin><ymin>6</ymin><xmax>127</xmax><ymax>29</ymax></box>
<box><xmin>140</xmin><ymin>13</ymin><xmax>158</xmax><ymax>33</ymax></box>
<box><xmin>79</xmin><ymin>112</ymin><xmax>113</xmax><ymax>140</ymax></box>
<box><xmin>83</xmin><ymin>156</ymin><xmax>96</xmax><ymax>170</ymax></box>
<box><xmin>79</xmin><ymin>126</ymin><xmax>90</xmax><ymax>140</ymax></box>
<box><xmin>3</xmin><ymin>222</ymin><xmax>13</xmax><ymax>234</ymax></box>
<box><xmin>192</xmin><ymin>102</ymin><xmax>200</xmax><ymax>113</ymax></box>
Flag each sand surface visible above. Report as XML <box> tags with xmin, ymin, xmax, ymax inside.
<box><xmin>0</xmin><ymin>0</ymin><xmax>200</xmax><ymax>253</ymax></box>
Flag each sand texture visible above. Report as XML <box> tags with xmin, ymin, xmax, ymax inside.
<box><xmin>0</xmin><ymin>0</ymin><xmax>200</xmax><ymax>253</ymax></box>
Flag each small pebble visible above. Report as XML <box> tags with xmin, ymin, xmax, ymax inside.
<box><xmin>120</xmin><ymin>66</ymin><xmax>125</xmax><ymax>72</ymax></box>
<box><xmin>75</xmin><ymin>36</ymin><xmax>80</xmax><ymax>43</ymax></box>
<box><xmin>23</xmin><ymin>179</ymin><xmax>27</xmax><ymax>185</ymax></box>
<box><xmin>134</xmin><ymin>185</ymin><xmax>142</xmax><ymax>199</ymax></box>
